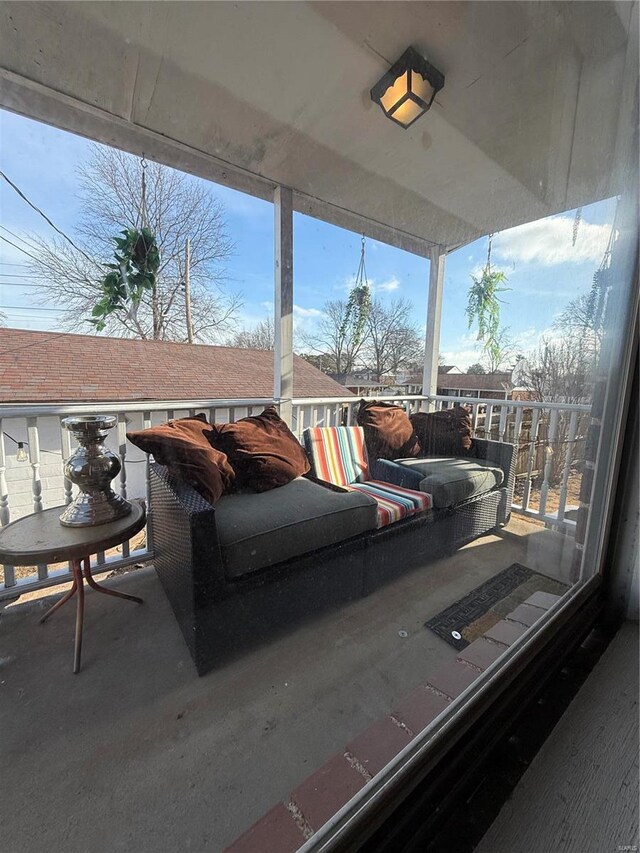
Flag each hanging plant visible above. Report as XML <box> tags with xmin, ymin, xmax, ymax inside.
<box><xmin>342</xmin><ymin>280</ymin><xmax>371</xmax><ymax>347</ymax></box>
<box><xmin>466</xmin><ymin>234</ymin><xmax>510</xmax><ymax>364</ymax></box>
<box><xmin>340</xmin><ymin>235</ymin><xmax>371</xmax><ymax>348</ymax></box>
<box><xmin>90</xmin><ymin>227</ymin><xmax>160</xmax><ymax>332</ymax></box>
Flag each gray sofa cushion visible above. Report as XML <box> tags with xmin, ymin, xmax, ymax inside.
<box><xmin>215</xmin><ymin>477</ymin><xmax>378</xmax><ymax>579</ymax></box>
<box><xmin>394</xmin><ymin>457</ymin><xmax>504</xmax><ymax>508</ymax></box>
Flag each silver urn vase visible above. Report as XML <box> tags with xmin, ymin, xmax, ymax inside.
<box><xmin>59</xmin><ymin>416</ymin><xmax>132</xmax><ymax>527</ymax></box>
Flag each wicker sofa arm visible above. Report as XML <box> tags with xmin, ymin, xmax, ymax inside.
<box><xmin>472</xmin><ymin>438</ymin><xmax>516</xmax><ymax>500</ymax></box>
<box><xmin>148</xmin><ymin>463</ymin><xmax>228</xmax><ymax>609</ymax></box>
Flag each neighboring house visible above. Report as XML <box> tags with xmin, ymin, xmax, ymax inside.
<box><xmin>437</xmin><ymin>371</ymin><xmax>514</xmax><ymax>402</ymax></box>
<box><xmin>395</xmin><ymin>365</ymin><xmax>463</xmax><ymax>396</ymax></box>
<box><xmin>395</xmin><ymin>374</ymin><xmax>423</xmax><ymax>395</ymax></box>
<box><xmin>0</xmin><ymin>328</ymin><xmax>352</xmax><ymax>520</ymax></box>
<box><xmin>328</xmin><ymin>373</ymin><xmax>390</xmax><ymax>397</ymax></box>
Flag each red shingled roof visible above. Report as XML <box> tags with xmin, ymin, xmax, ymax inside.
<box><xmin>0</xmin><ymin>328</ymin><xmax>352</xmax><ymax>403</ymax></box>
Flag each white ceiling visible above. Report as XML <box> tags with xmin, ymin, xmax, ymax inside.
<box><xmin>0</xmin><ymin>1</ymin><xmax>637</xmax><ymax>249</ymax></box>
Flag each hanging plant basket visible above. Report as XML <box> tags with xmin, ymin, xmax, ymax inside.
<box><xmin>90</xmin><ymin>227</ymin><xmax>160</xmax><ymax>331</ymax></box>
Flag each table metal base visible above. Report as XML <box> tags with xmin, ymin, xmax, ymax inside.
<box><xmin>40</xmin><ymin>556</ymin><xmax>143</xmax><ymax>673</ymax></box>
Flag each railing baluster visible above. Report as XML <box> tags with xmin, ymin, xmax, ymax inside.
<box><xmin>166</xmin><ymin>409</ymin><xmax>175</xmax><ymax>421</ymax></box>
<box><xmin>522</xmin><ymin>408</ymin><xmax>540</xmax><ymax>513</ymax></box>
<box><xmin>539</xmin><ymin>410</ymin><xmax>558</xmax><ymax>517</ymax></box>
<box><xmin>26</xmin><ymin>418</ymin><xmax>47</xmax><ymax>579</ymax></box>
<box><xmin>27</xmin><ymin>417</ymin><xmax>43</xmax><ymax>513</ymax></box>
<box><xmin>471</xmin><ymin>402</ymin><xmax>480</xmax><ymax>432</ymax></box>
<box><xmin>513</xmin><ymin>405</ymin><xmax>523</xmax><ymax>448</ymax></box>
<box><xmin>117</xmin><ymin>414</ymin><xmax>128</xmax><ymax>500</ymax></box>
<box><xmin>1</xmin><ymin>562</ymin><xmax>15</xmax><ymax>588</ymax></box>
<box><xmin>117</xmin><ymin>414</ymin><xmax>130</xmax><ymax>559</ymax></box>
<box><xmin>557</xmin><ymin>411</ymin><xmax>578</xmax><ymax>524</ymax></box>
<box><xmin>227</xmin><ymin>407</ymin><xmax>235</xmax><ymax>423</ymax></box>
<box><xmin>485</xmin><ymin>404</ymin><xmax>494</xmax><ymax>440</ymax></box>
<box><xmin>60</xmin><ymin>417</ymin><xmax>73</xmax><ymax>505</ymax></box>
<box><xmin>0</xmin><ymin>422</ymin><xmax>10</xmax><ymax>527</ymax></box>
<box><xmin>512</xmin><ymin>406</ymin><xmax>524</xmax><ymax>508</ymax></box>
<box><xmin>499</xmin><ymin>405</ymin><xmax>508</xmax><ymax>442</ymax></box>
<box><xmin>142</xmin><ymin>410</ymin><xmax>154</xmax><ymax>564</ymax></box>
<box><xmin>0</xmin><ymin>423</ymin><xmax>15</xmax><ymax>589</ymax></box>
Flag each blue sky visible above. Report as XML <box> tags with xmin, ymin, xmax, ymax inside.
<box><xmin>0</xmin><ymin>109</ymin><xmax>616</xmax><ymax>368</ymax></box>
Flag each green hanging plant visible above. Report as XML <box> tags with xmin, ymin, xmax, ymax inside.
<box><xmin>466</xmin><ymin>234</ymin><xmax>510</xmax><ymax>365</ymax></box>
<box><xmin>90</xmin><ymin>227</ymin><xmax>160</xmax><ymax>332</ymax></box>
<box><xmin>341</xmin><ymin>279</ymin><xmax>371</xmax><ymax>347</ymax></box>
<box><xmin>339</xmin><ymin>235</ymin><xmax>372</xmax><ymax>350</ymax></box>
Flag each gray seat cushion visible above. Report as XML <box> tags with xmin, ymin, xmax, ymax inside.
<box><xmin>215</xmin><ymin>477</ymin><xmax>378</xmax><ymax>579</ymax></box>
<box><xmin>394</xmin><ymin>457</ymin><xmax>504</xmax><ymax>508</ymax></box>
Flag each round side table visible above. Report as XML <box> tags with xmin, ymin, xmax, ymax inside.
<box><xmin>0</xmin><ymin>501</ymin><xmax>146</xmax><ymax>673</ymax></box>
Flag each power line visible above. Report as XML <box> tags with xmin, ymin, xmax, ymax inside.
<box><xmin>2</xmin><ymin>318</ymin><xmax>59</xmax><ymax>322</ymax></box>
<box><xmin>0</xmin><ymin>273</ymin><xmax>39</xmax><ymax>278</ymax></box>
<box><xmin>0</xmin><ymin>234</ymin><xmax>42</xmax><ymax>265</ymax></box>
<box><xmin>0</xmin><ymin>305</ymin><xmax>64</xmax><ymax>312</ymax></box>
<box><xmin>0</xmin><ymin>169</ymin><xmax>99</xmax><ymax>267</ymax></box>
<box><xmin>0</xmin><ymin>281</ymin><xmax>45</xmax><ymax>288</ymax></box>
<box><xmin>0</xmin><ymin>224</ymin><xmax>43</xmax><ymax>253</ymax></box>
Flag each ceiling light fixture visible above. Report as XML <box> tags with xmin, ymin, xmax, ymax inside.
<box><xmin>370</xmin><ymin>46</ymin><xmax>444</xmax><ymax>129</ymax></box>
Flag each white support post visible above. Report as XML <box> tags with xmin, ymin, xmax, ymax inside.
<box><xmin>421</xmin><ymin>244</ymin><xmax>446</xmax><ymax>411</ymax></box>
<box><xmin>274</xmin><ymin>185</ymin><xmax>294</xmax><ymax>426</ymax></box>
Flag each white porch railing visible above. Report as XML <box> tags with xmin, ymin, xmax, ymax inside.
<box><xmin>0</xmin><ymin>394</ymin><xmax>590</xmax><ymax>600</ymax></box>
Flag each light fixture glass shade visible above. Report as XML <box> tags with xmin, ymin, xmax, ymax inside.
<box><xmin>379</xmin><ymin>71</ymin><xmax>409</xmax><ymax>113</ymax></box>
<box><xmin>371</xmin><ymin>46</ymin><xmax>444</xmax><ymax>129</ymax></box>
<box><xmin>388</xmin><ymin>97</ymin><xmax>426</xmax><ymax>128</ymax></box>
<box><xmin>16</xmin><ymin>442</ymin><xmax>28</xmax><ymax>462</ymax></box>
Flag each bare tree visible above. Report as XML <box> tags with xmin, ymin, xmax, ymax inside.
<box><xmin>362</xmin><ymin>298</ymin><xmax>422</xmax><ymax>381</ymax></box>
<box><xmin>28</xmin><ymin>146</ymin><xmax>240</xmax><ymax>341</ymax></box>
<box><xmin>231</xmin><ymin>316</ymin><xmax>274</xmax><ymax>349</ymax></box>
<box><xmin>520</xmin><ymin>336</ymin><xmax>592</xmax><ymax>405</ymax></box>
<box><xmin>519</xmin><ymin>335</ymin><xmax>593</xmax><ymax>486</ymax></box>
<box><xmin>483</xmin><ymin>326</ymin><xmax>518</xmax><ymax>372</ymax></box>
<box><xmin>553</xmin><ymin>288</ymin><xmax>604</xmax><ymax>362</ymax></box>
<box><xmin>300</xmin><ymin>299</ymin><xmax>367</xmax><ymax>375</ymax></box>
<box><xmin>297</xmin><ymin>352</ymin><xmax>331</xmax><ymax>372</ymax></box>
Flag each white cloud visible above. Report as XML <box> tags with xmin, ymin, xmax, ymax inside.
<box><xmin>493</xmin><ymin>216</ymin><xmax>612</xmax><ymax>267</ymax></box>
<box><xmin>293</xmin><ymin>305</ymin><xmax>324</xmax><ymax>318</ymax></box>
<box><xmin>375</xmin><ymin>277</ymin><xmax>400</xmax><ymax>293</ymax></box>
<box><xmin>440</xmin><ymin>348</ymin><xmax>483</xmax><ymax>371</ymax></box>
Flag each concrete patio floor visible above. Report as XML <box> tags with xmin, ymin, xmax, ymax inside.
<box><xmin>0</xmin><ymin>518</ymin><xmax>574</xmax><ymax>853</ymax></box>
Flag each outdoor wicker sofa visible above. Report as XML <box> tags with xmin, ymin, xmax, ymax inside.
<box><xmin>149</xmin><ymin>429</ymin><xmax>515</xmax><ymax>675</ymax></box>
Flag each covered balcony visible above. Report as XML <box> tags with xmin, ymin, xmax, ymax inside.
<box><xmin>0</xmin><ymin>2</ymin><xmax>637</xmax><ymax>852</ymax></box>
<box><xmin>0</xmin><ymin>378</ymin><xmax>589</xmax><ymax>851</ymax></box>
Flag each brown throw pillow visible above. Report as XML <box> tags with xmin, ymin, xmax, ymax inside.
<box><xmin>209</xmin><ymin>406</ymin><xmax>310</xmax><ymax>492</ymax></box>
<box><xmin>410</xmin><ymin>406</ymin><xmax>474</xmax><ymax>457</ymax></box>
<box><xmin>127</xmin><ymin>414</ymin><xmax>234</xmax><ymax>504</ymax></box>
<box><xmin>356</xmin><ymin>399</ymin><xmax>421</xmax><ymax>460</ymax></box>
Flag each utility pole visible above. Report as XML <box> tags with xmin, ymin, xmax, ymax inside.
<box><xmin>184</xmin><ymin>237</ymin><xmax>194</xmax><ymax>343</ymax></box>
